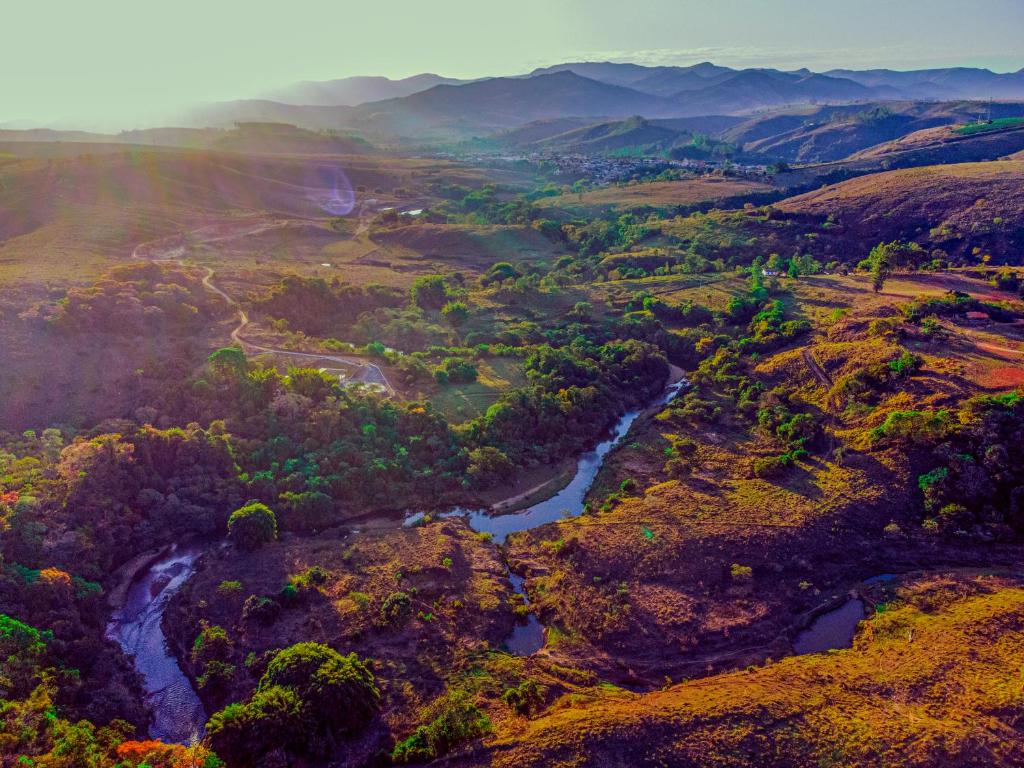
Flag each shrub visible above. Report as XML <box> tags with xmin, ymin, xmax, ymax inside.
<box><xmin>392</xmin><ymin>691</ymin><xmax>492</xmax><ymax>764</ymax></box>
<box><xmin>242</xmin><ymin>595</ymin><xmax>281</xmax><ymax>626</ymax></box>
<box><xmin>259</xmin><ymin>643</ymin><xmax>379</xmax><ymax>728</ymax></box>
<box><xmin>410</xmin><ymin>275</ymin><xmax>450</xmax><ymax>310</ymax></box>
<box><xmin>889</xmin><ymin>350</ymin><xmax>923</xmax><ymax>377</ymax></box>
<box><xmin>279</xmin><ymin>583</ymin><xmax>300</xmax><ymax>604</ymax></box>
<box><xmin>441</xmin><ymin>301</ymin><xmax>470</xmax><ymax>324</ymax></box>
<box><xmin>290</xmin><ymin>565</ymin><xmax>329</xmax><ymax>591</ymax></box>
<box><xmin>380</xmin><ymin>591</ymin><xmax>412</xmax><ymax>625</ymax></box>
<box><xmin>208</xmin><ymin>643</ymin><xmax>379</xmax><ymax>764</ymax></box>
<box><xmin>435</xmin><ymin>357</ymin><xmax>478</xmax><ymax>384</ymax></box>
<box><xmin>502</xmin><ymin>679</ymin><xmax>545</xmax><ymax>715</ymax></box>
<box><xmin>752</xmin><ymin>454</ymin><xmax>791</xmax><ymax>478</ymax></box>
<box><xmin>197</xmin><ymin>660</ymin><xmax>236</xmax><ymax>694</ymax></box>
<box><xmin>870</xmin><ymin>410</ymin><xmax>951</xmax><ymax>445</ymax></box>
<box><xmin>466</xmin><ymin>446</ymin><xmax>514</xmax><ymax>488</ymax></box>
<box><xmin>730</xmin><ymin>563</ymin><xmax>753</xmax><ymax>581</ymax></box>
<box><xmin>192</xmin><ymin>623</ymin><xmax>232</xmax><ymax>666</ymax></box>
<box><xmin>227</xmin><ymin>502</ymin><xmax>278</xmax><ymax>550</ymax></box>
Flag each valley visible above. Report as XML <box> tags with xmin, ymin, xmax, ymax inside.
<box><xmin>3</xmin><ymin>38</ymin><xmax>1024</xmax><ymax>768</ymax></box>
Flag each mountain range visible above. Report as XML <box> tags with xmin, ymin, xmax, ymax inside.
<box><xmin>181</xmin><ymin>61</ymin><xmax>1024</xmax><ymax>142</ymax></box>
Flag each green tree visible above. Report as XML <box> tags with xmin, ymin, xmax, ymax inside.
<box><xmin>208</xmin><ymin>643</ymin><xmax>379</xmax><ymax>764</ymax></box>
<box><xmin>441</xmin><ymin>300</ymin><xmax>470</xmax><ymax>324</ymax></box>
<box><xmin>410</xmin><ymin>275</ymin><xmax>450</xmax><ymax>310</ymax></box>
<box><xmin>208</xmin><ymin>346</ymin><xmax>248</xmax><ymax>379</ymax></box>
<box><xmin>749</xmin><ymin>255</ymin><xmax>764</xmax><ymax>294</ymax></box>
<box><xmin>867</xmin><ymin>242</ymin><xmax>893</xmax><ymax>292</ymax></box>
<box><xmin>481</xmin><ymin>261</ymin><xmax>519</xmax><ymax>286</ymax></box>
<box><xmin>227</xmin><ymin>502</ymin><xmax>278</xmax><ymax>550</ymax></box>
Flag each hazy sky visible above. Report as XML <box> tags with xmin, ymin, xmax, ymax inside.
<box><xmin>4</xmin><ymin>0</ymin><xmax>1023</xmax><ymax>129</ymax></box>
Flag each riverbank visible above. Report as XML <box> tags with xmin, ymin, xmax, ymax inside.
<box><xmin>106</xmin><ymin>545</ymin><xmax>208</xmax><ymax>744</ymax></box>
<box><xmin>106</xmin><ymin>544</ymin><xmax>175</xmax><ymax>609</ymax></box>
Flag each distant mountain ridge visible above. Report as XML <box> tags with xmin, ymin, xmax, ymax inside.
<box><xmin>259</xmin><ymin>74</ymin><xmax>467</xmax><ymax>106</ymax></box>
<box><xmin>186</xmin><ymin>61</ymin><xmax>1024</xmax><ymax>141</ymax></box>
<box><xmin>824</xmin><ymin>66</ymin><xmax>1024</xmax><ymax>100</ymax></box>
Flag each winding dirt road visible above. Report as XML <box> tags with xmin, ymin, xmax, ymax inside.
<box><xmin>131</xmin><ymin>220</ymin><xmax>394</xmax><ymax>394</ymax></box>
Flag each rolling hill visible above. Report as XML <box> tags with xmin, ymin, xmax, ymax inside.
<box><xmin>846</xmin><ymin>120</ymin><xmax>1024</xmax><ymax>164</ymax></box>
<box><xmin>178</xmin><ymin>63</ymin><xmax>1024</xmax><ymax>146</ymax></box>
<box><xmin>496</xmin><ymin>115</ymin><xmax>744</xmax><ymax>152</ymax></box>
<box><xmin>520</xmin><ymin>116</ymin><xmax>684</xmax><ymax>154</ymax></box>
<box><xmin>452</xmin><ymin>573</ymin><xmax>1024</xmax><ymax>768</ymax></box>
<box><xmin>0</xmin><ymin>146</ymin><xmax>465</xmax><ymax>284</ymax></box>
<box><xmin>722</xmin><ymin>101</ymin><xmax>1024</xmax><ymax>163</ymax></box>
<box><xmin>346</xmin><ymin>71</ymin><xmax>680</xmax><ymax>137</ymax></box>
<box><xmin>826</xmin><ymin>66</ymin><xmax>1024</xmax><ymax>100</ymax></box>
<box><xmin>258</xmin><ymin>73</ymin><xmax>465</xmax><ymax>106</ymax></box>
<box><xmin>774</xmin><ymin>160</ymin><xmax>1024</xmax><ymax>259</ymax></box>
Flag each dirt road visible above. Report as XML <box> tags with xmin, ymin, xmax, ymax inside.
<box><xmin>131</xmin><ymin>220</ymin><xmax>395</xmax><ymax>394</ymax></box>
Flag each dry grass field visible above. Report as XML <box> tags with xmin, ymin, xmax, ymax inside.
<box><xmin>542</xmin><ymin>175</ymin><xmax>776</xmax><ymax>215</ymax></box>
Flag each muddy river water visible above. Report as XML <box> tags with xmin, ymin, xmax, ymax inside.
<box><xmin>106</xmin><ymin>545</ymin><xmax>207</xmax><ymax>743</ymax></box>
<box><xmin>109</xmin><ymin>370</ymin><xmax>870</xmax><ymax>741</ymax></box>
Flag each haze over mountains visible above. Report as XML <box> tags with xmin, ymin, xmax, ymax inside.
<box><xmin>180</xmin><ymin>61</ymin><xmax>1024</xmax><ymax>140</ymax></box>
<box><xmin>4</xmin><ymin>60</ymin><xmax>1024</xmax><ymax>163</ymax></box>
<box><xmin>259</xmin><ymin>73</ymin><xmax>465</xmax><ymax>106</ymax></box>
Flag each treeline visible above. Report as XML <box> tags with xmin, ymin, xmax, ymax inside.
<box><xmin>464</xmin><ymin>339</ymin><xmax>669</xmax><ymax>467</ymax></box>
<box><xmin>0</xmin><ymin>609</ymin><xmax>222</xmax><ymax>767</ymax></box>
<box><xmin>873</xmin><ymin>389</ymin><xmax>1024</xmax><ymax>539</ymax></box>
<box><xmin>0</xmin><ymin>426</ymin><xmax>235</xmax><ymax>761</ymax></box>
<box><xmin>3</xmin><ymin>423</ymin><xmax>241</xmax><ymax>579</ymax></box>
<box><xmin>251</xmin><ymin>275</ymin><xmax>405</xmax><ymax>337</ymax></box>
<box><xmin>21</xmin><ymin>262</ymin><xmax>229</xmax><ymax>335</ymax></box>
<box><xmin>200</xmin><ymin>339</ymin><xmax>668</xmax><ymax>505</ymax></box>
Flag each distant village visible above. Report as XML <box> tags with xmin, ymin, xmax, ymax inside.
<box><xmin>451</xmin><ymin>151</ymin><xmax>773</xmax><ymax>187</ymax></box>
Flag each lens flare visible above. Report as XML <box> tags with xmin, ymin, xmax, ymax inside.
<box><xmin>307</xmin><ymin>164</ymin><xmax>356</xmax><ymax>216</ymax></box>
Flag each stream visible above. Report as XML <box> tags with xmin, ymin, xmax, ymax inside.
<box><xmin>792</xmin><ymin>598</ymin><xmax>866</xmax><ymax>655</ymax></box>
<box><xmin>108</xmin><ymin>378</ymin><xmax>685</xmax><ymax>736</ymax></box>
<box><xmin>431</xmin><ymin>374</ymin><xmax>689</xmax><ymax>655</ymax></box>
<box><xmin>106</xmin><ymin>545</ymin><xmax>207</xmax><ymax>743</ymax></box>
<box><xmin>107</xmin><ymin>367</ymin><xmax>883</xmax><ymax>739</ymax></box>
<box><xmin>458</xmin><ymin>376</ymin><xmax>688</xmax><ymax>546</ymax></box>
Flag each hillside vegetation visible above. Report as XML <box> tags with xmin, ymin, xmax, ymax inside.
<box><xmin>3</xmin><ymin>83</ymin><xmax>1024</xmax><ymax>768</ymax></box>
<box><xmin>455</xmin><ymin>572</ymin><xmax>1024</xmax><ymax>768</ymax></box>
<box><xmin>775</xmin><ymin>160</ymin><xmax>1024</xmax><ymax>261</ymax></box>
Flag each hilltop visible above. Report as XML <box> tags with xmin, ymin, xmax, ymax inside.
<box><xmin>775</xmin><ymin>160</ymin><xmax>1024</xmax><ymax>260</ymax></box>
<box><xmin>452</xmin><ymin>572</ymin><xmax>1024</xmax><ymax>768</ymax></box>
<box><xmin>178</xmin><ymin>62</ymin><xmax>1024</xmax><ymax>146</ymax></box>
<box><xmin>847</xmin><ymin>119</ymin><xmax>1024</xmax><ymax>163</ymax></box>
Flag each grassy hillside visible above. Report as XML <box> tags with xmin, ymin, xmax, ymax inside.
<box><xmin>542</xmin><ymin>175</ymin><xmax>777</xmax><ymax>215</ymax></box>
<box><xmin>0</xmin><ymin>145</ymin><xmax>534</xmax><ymax>285</ymax></box>
<box><xmin>721</xmin><ymin>101</ymin><xmax>1024</xmax><ymax>164</ymax></box>
<box><xmin>846</xmin><ymin>122</ymin><xmax>1024</xmax><ymax>164</ymax></box>
<box><xmin>774</xmin><ymin>160</ymin><xmax>1024</xmax><ymax>261</ymax></box>
<box><xmin>456</xmin><ymin>572</ymin><xmax>1024</xmax><ymax>768</ymax></box>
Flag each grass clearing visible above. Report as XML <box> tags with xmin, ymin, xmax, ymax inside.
<box><xmin>431</xmin><ymin>357</ymin><xmax>525</xmax><ymax>423</ymax></box>
<box><xmin>954</xmin><ymin>117</ymin><xmax>1024</xmax><ymax>135</ymax></box>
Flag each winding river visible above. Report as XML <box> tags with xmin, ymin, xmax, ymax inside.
<box><xmin>112</xmin><ymin>221</ymin><xmax>696</xmax><ymax>734</ymax></box>
<box><xmin>458</xmin><ymin>376</ymin><xmax>688</xmax><ymax>545</ymax></box>
<box><xmin>436</xmin><ymin>374</ymin><xmax>689</xmax><ymax>654</ymax></box>
<box><xmin>108</xmin><ymin>365</ymin><xmax>886</xmax><ymax>738</ymax></box>
<box><xmin>106</xmin><ymin>545</ymin><xmax>207</xmax><ymax>743</ymax></box>
<box><xmin>109</xmin><ymin>373</ymin><xmax>686</xmax><ymax>737</ymax></box>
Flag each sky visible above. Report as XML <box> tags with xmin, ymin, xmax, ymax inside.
<box><xmin>4</xmin><ymin>0</ymin><xmax>1023</xmax><ymax>129</ymax></box>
